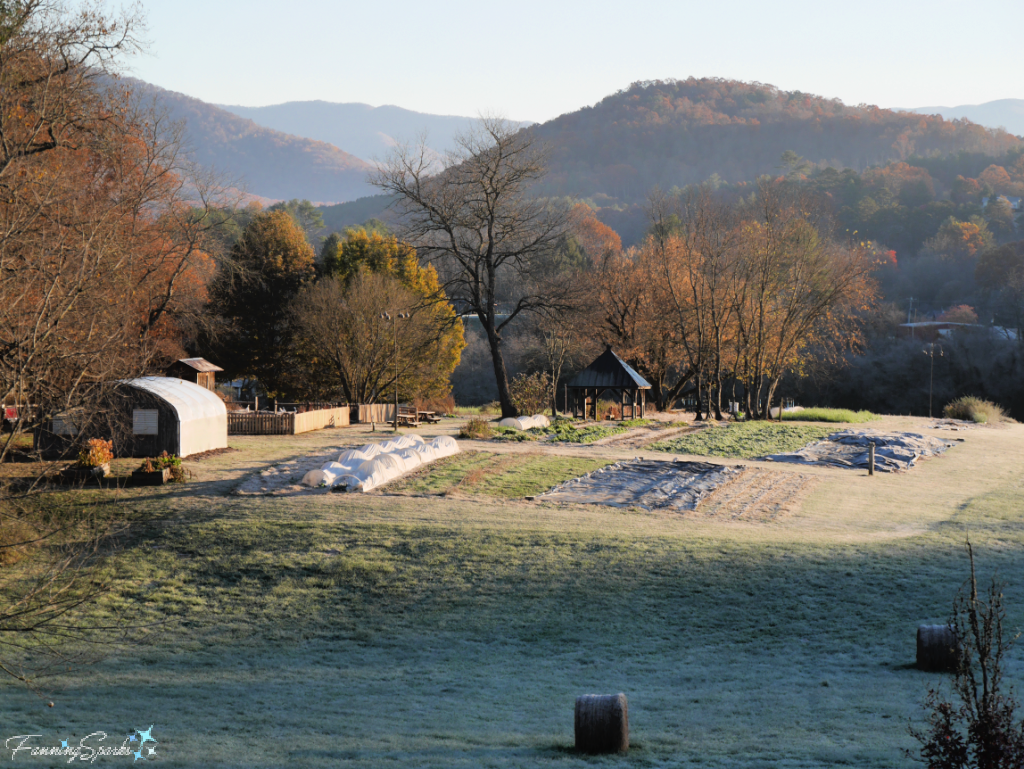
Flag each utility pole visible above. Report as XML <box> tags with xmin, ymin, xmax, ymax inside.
<box><xmin>380</xmin><ymin>311</ymin><xmax>411</xmax><ymax>432</ymax></box>
<box><xmin>923</xmin><ymin>343</ymin><xmax>943</xmax><ymax>418</ymax></box>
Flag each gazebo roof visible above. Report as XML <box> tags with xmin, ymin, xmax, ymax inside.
<box><xmin>567</xmin><ymin>346</ymin><xmax>651</xmax><ymax>390</ymax></box>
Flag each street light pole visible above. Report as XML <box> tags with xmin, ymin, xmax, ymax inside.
<box><xmin>381</xmin><ymin>311</ymin><xmax>410</xmax><ymax>432</ymax></box>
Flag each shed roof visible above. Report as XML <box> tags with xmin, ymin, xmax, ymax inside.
<box><xmin>567</xmin><ymin>346</ymin><xmax>651</xmax><ymax>390</ymax></box>
<box><xmin>172</xmin><ymin>357</ymin><xmax>223</xmax><ymax>373</ymax></box>
<box><xmin>126</xmin><ymin>377</ymin><xmax>226</xmax><ymax>422</ymax></box>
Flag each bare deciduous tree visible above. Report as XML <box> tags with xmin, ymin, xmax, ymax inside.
<box><xmin>371</xmin><ymin>117</ymin><xmax>568</xmax><ymax>417</ymax></box>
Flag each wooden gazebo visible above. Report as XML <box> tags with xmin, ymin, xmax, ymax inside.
<box><xmin>567</xmin><ymin>346</ymin><xmax>651</xmax><ymax>420</ymax></box>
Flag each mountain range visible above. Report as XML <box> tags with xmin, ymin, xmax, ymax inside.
<box><xmin>125</xmin><ymin>78</ymin><xmax>373</xmax><ymax>203</ymax></box>
<box><xmin>125</xmin><ymin>76</ymin><xmax>1024</xmax><ymax>209</ymax></box>
<box><xmin>902</xmin><ymin>99</ymin><xmax>1024</xmax><ymax>138</ymax></box>
<box><xmin>215</xmin><ymin>102</ymin><xmax>490</xmax><ymax>164</ymax></box>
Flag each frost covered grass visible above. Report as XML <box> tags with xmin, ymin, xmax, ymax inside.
<box><xmin>491</xmin><ymin>418</ymin><xmax>651</xmax><ymax>444</ymax></box>
<box><xmin>782</xmin><ymin>408</ymin><xmax>880</xmax><ymax>423</ymax></box>
<box><xmin>651</xmin><ymin>421</ymin><xmax>835</xmax><ymax>458</ymax></box>
<box><xmin>4</xmin><ymin>423</ymin><xmax>1024</xmax><ymax>767</ymax></box>
<box><xmin>388</xmin><ymin>450</ymin><xmax>609</xmax><ymax>497</ymax></box>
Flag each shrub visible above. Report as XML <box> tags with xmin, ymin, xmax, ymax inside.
<box><xmin>459</xmin><ymin>417</ymin><xmax>494</xmax><ymax>440</ymax></box>
<box><xmin>909</xmin><ymin>541</ymin><xmax>1024</xmax><ymax>766</ymax></box>
<box><xmin>944</xmin><ymin>396</ymin><xmax>1006</xmax><ymax>424</ymax></box>
<box><xmin>77</xmin><ymin>438</ymin><xmax>113</xmax><ymax>468</ymax></box>
<box><xmin>510</xmin><ymin>372</ymin><xmax>550</xmax><ymax>416</ymax></box>
<box><xmin>414</xmin><ymin>394</ymin><xmax>456</xmax><ymax>416</ymax></box>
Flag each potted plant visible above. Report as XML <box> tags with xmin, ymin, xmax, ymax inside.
<box><xmin>73</xmin><ymin>438</ymin><xmax>114</xmax><ymax>480</ymax></box>
<box><xmin>132</xmin><ymin>452</ymin><xmax>189</xmax><ymax>485</ymax></box>
<box><xmin>131</xmin><ymin>456</ymin><xmax>171</xmax><ymax>486</ymax></box>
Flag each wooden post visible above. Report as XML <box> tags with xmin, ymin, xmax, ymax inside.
<box><xmin>868</xmin><ymin>443</ymin><xmax>875</xmax><ymax>476</ymax></box>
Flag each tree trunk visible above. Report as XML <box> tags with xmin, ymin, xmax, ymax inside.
<box><xmin>484</xmin><ymin>323</ymin><xmax>517</xmax><ymax>418</ymax></box>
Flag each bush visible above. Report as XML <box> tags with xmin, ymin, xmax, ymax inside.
<box><xmin>510</xmin><ymin>372</ymin><xmax>550</xmax><ymax>416</ymax></box>
<box><xmin>909</xmin><ymin>541</ymin><xmax>1024</xmax><ymax>766</ymax></box>
<box><xmin>458</xmin><ymin>417</ymin><xmax>494</xmax><ymax>440</ymax></box>
<box><xmin>944</xmin><ymin>396</ymin><xmax>1006</xmax><ymax>424</ymax></box>
<box><xmin>414</xmin><ymin>394</ymin><xmax>456</xmax><ymax>417</ymax></box>
<box><xmin>77</xmin><ymin>438</ymin><xmax>113</xmax><ymax>468</ymax></box>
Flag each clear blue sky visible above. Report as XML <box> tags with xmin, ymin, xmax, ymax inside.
<box><xmin>129</xmin><ymin>0</ymin><xmax>1023</xmax><ymax>122</ymax></box>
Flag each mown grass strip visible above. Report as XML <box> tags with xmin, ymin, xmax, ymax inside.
<box><xmin>650</xmin><ymin>422</ymin><xmax>835</xmax><ymax>458</ymax></box>
<box><xmin>782</xmin><ymin>408</ymin><xmax>879</xmax><ymax>424</ymax></box>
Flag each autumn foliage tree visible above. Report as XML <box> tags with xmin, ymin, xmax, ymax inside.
<box><xmin>590</xmin><ymin>181</ymin><xmax>876</xmax><ymax>417</ymax></box>
<box><xmin>0</xmin><ymin>0</ymin><xmax>231</xmax><ymax>686</ymax></box>
<box><xmin>211</xmin><ymin>210</ymin><xmax>315</xmax><ymax>395</ymax></box>
<box><xmin>290</xmin><ymin>228</ymin><xmax>465</xmax><ymax>403</ymax></box>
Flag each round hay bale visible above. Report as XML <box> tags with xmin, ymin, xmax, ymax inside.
<box><xmin>917</xmin><ymin>625</ymin><xmax>959</xmax><ymax>672</ymax></box>
<box><xmin>574</xmin><ymin>693</ymin><xmax>628</xmax><ymax>754</ymax></box>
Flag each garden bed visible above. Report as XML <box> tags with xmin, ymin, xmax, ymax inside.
<box><xmin>492</xmin><ymin>418</ymin><xmax>652</xmax><ymax>445</ymax></box>
<box><xmin>539</xmin><ymin>458</ymin><xmax>744</xmax><ymax>511</ymax></box>
<box><xmin>651</xmin><ymin>422</ymin><xmax>835</xmax><ymax>458</ymax></box>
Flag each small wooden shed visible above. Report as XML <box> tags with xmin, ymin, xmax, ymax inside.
<box><xmin>38</xmin><ymin>377</ymin><xmax>228</xmax><ymax>459</ymax></box>
<box><xmin>566</xmin><ymin>346</ymin><xmax>651</xmax><ymax>420</ymax></box>
<box><xmin>165</xmin><ymin>358</ymin><xmax>223</xmax><ymax>391</ymax></box>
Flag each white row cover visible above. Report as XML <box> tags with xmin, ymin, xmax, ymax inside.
<box><xmin>301</xmin><ymin>434</ymin><xmax>460</xmax><ymax>492</ymax></box>
<box><xmin>498</xmin><ymin>414</ymin><xmax>550</xmax><ymax>431</ymax></box>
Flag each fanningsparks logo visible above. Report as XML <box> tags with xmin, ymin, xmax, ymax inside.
<box><xmin>5</xmin><ymin>726</ymin><xmax>158</xmax><ymax>763</ymax></box>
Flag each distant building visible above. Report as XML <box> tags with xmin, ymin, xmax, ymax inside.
<box><xmin>981</xmin><ymin>195</ymin><xmax>1022</xmax><ymax>212</ymax></box>
<box><xmin>165</xmin><ymin>357</ymin><xmax>223</xmax><ymax>391</ymax></box>
<box><xmin>898</xmin><ymin>322</ymin><xmax>986</xmax><ymax>342</ymax></box>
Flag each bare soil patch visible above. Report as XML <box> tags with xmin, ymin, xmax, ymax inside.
<box><xmin>696</xmin><ymin>467</ymin><xmax>817</xmax><ymax>522</ymax></box>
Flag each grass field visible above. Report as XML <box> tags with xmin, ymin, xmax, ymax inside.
<box><xmin>651</xmin><ymin>421</ymin><xmax>836</xmax><ymax>458</ymax></box>
<box><xmin>782</xmin><ymin>408</ymin><xmax>880</xmax><ymax>423</ymax></box>
<box><xmin>3</xmin><ymin>418</ymin><xmax>1024</xmax><ymax>767</ymax></box>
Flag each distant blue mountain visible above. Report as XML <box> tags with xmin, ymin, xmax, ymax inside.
<box><xmin>901</xmin><ymin>99</ymin><xmax>1024</xmax><ymax>138</ymax></box>
<box><xmin>216</xmin><ymin>101</ymin><xmax>531</xmax><ymax>164</ymax></box>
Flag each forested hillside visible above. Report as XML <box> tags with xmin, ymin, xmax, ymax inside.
<box><xmin>529</xmin><ymin>78</ymin><xmax>1023</xmax><ymax>202</ymax></box>
<box><xmin>125</xmin><ymin>79</ymin><xmax>374</xmax><ymax>202</ymax></box>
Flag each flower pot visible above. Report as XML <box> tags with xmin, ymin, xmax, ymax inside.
<box><xmin>131</xmin><ymin>468</ymin><xmax>171</xmax><ymax>486</ymax></box>
<box><xmin>62</xmin><ymin>463</ymin><xmax>110</xmax><ymax>483</ymax></box>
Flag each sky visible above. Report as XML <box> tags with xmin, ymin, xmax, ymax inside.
<box><xmin>128</xmin><ymin>0</ymin><xmax>1024</xmax><ymax>122</ymax></box>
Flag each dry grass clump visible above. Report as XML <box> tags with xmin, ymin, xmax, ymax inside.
<box><xmin>458</xmin><ymin>416</ymin><xmax>495</xmax><ymax>439</ymax></box>
<box><xmin>943</xmin><ymin>396</ymin><xmax>1008</xmax><ymax>424</ymax></box>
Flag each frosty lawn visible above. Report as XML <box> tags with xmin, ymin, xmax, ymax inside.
<box><xmin>3</xmin><ymin>417</ymin><xmax>1024</xmax><ymax>768</ymax></box>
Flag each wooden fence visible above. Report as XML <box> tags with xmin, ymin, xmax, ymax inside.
<box><xmin>357</xmin><ymin>404</ymin><xmax>396</xmax><ymax>424</ymax></box>
<box><xmin>228</xmin><ymin>407</ymin><xmax>351</xmax><ymax>436</ymax></box>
